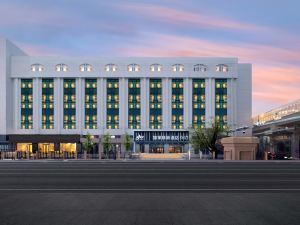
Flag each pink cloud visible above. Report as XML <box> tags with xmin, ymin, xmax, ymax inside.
<box><xmin>118</xmin><ymin>3</ymin><xmax>268</xmax><ymax>32</ymax></box>
<box><xmin>14</xmin><ymin>42</ymin><xmax>75</xmax><ymax>57</ymax></box>
<box><xmin>119</xmin><ymin>33</ymin><xmax>300</xmax><ymax>63</ymax></box>
<box><xmin>118</xmin><ymin>33</ymin><xmax>300</xmax><ymax>116</ymax></box>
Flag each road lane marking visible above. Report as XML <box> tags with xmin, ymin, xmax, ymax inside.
<box><xmin>1</xmin><ymin>167</ymin><xmax>300</xmax><ymax>172</ymax></box>
<box><xmin>0</xmin><ymin>172</ymin><xmax>300</xmax><ymax>175</ymax></box>
<box><xmin>0</xmin><ymin>188</ymin><xmax>300</xmax><ymax>191</ymax></box>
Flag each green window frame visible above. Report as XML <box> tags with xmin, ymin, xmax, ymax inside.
<box><xmin>42</xmin><ymin>79</ymin><xmax>54</xmax><ymax>129</ymax></box>
<box><xmin>85</xmin><ymin>79</ymin><xmax>97</xmax><ymax>129</ymax></box>
<box><xmin>63</xmin><ymin>79</ymin><xmax>76</xmax><ymax>129</ymax></box>
<box><xmin>128</xmin><ymin>79</ymin><xmax>141</xmax><ymax>129</ymax></box>
<box><xmin>21</xmin><ymin>79</ymin><xmax>33</xmax><ymax>129</ymax></box>
<box><xmin>192</xmin><ymin>79</ymin><xmax>205</xmax><ymax>129</ymax></box>
<box><xmin>215</xmin><ymin>79</ymin><xmax>228</xmax><ymax>129</ymax></box>
<box><xmin>107</xmin><ymin>79</ymin><xmax>119</xmax><ymax>129</ymax></box>
<box><xmin>172</xmin><ymin>79</ymin><xmax>184</xmax><ymax>129</ymax></box>
<box><xmin>149</xmin><ymin>79</ymin><xmax>162</xmax><ymax>129</ymax></box>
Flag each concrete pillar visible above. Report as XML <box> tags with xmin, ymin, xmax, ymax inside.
<box><xmin>184</xmin><ymin>78</ymin><xmax>192</xmax><ymax>129</ymax></box>
<box><xmin>205</xmin><ymin>78</ymin><xmax>215</xmax><ymax>127</ymax></box>
<box><xmin>33</xmin><ymin>78</ymin><xmax>41</xmax><ymax>131</ymax></box>
<box><xmin>291</xmin><ymin>132</ymin><xmax>300</xmax><ymax>158</ymax></box>
<box><xmin>163</xmin><ymin>78</ymin><xmax>171</xmax><ymax>129</ymax></box>
<box><xmin>145</xmin><ymin>144</ymin><xmax>149</xmax><ymax>153</ymax></box>
<box><xmin>141</xmin><ymin>78</ymin><xmax>149</xmax><ymax>129</ymax></box>
<box><xmin>164</xmin><ymin>144</ymin><xmax>169</xmax><ymax>153</ymax></box>
<box><xmin>98</xmin><ymin>78</ymin><xmax>106</xmax><ymax>133</ymax></box>
<box><xmin>121</xmin><ymin>143</ymin><xmax>126</xmax><ymax>158</ymax></box>
<box><xmin>13</xmin><ymin>78</ymin><xmax>20</xmax><ymax>130</ymax></box>
<box><xmin>119</xmin><ymin>78</ymin><xmax>127</xmax><ymax>131</ymax></box>
<box><xmin>135</xmin><ymin>144</ymin><xmax>140</xmax><ymax>153</ymax></box>
<box><xmin>54</xmin><ymin>78</ymin><xmax>62</xmax><ymax>132</ymax></box>
<box><xmin>97</xmin><ymin>78</ymin><xmax>101</xmax><ymax>131</ymax></box>
<box><xmin>76</xmin><ymin>78</ymin><xmax>83</xmax><ymax>132</ymax></box>
<box><xmin>184</xmin><ymin>144</ymin><xmax>189</xmax><ymax>153</ymax></box>
<box><xmin>227</xmin><ymin>78</ymin><xmax>237</xmax><ymax>133</ymax></box>
<box><xmin>98</xmin><ymin>141</ymin><xmax>103</xmax><ymax>159</ymax></box>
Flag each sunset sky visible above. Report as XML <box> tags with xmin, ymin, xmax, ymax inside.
<box><xmin>1</xmin><ymin>0</ymin><xmax>299</xmax><ymax>116</ymax></box>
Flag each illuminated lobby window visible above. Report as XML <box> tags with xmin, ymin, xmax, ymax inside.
<box><xmin>85</xmin><ymin>79</ymin><xmax>97</xmax><ymax>129</ymax></box>
<box><xmin>17</xmin><ymin>143</ymin><xmax>33</xmax><ymax>152</ymax></box>
<box><xmin>38</xmin><ymin>143</ymin><xmax>54</xmax><ymax>153</ymax></box>
<box><xmin>215</xmin><ymin>79</ymin><xmax>228</xmax><ymax>129</ymax></box>
<box><xmin>192</xmin><ymin>79</ymin><xmax>205</xmax><ymax>128</ymax></box>
<box><xmin>63</xmin><ymin>79</ymin><xmax>76</xmax><ymax>129</ymax></box>
<box><xmin>107</xmin><ymin>79</ymin><xmax>119</xmax><ymax>129</ymax></box>
<box><xmin>149</xmin><ymin>79</ymin><xmax>162</xmax><ymax>129</ymax></box>
<box><xmin>21</xmin><ymin>79</ymin><xmax>33</xmax><ymax>129</ymax></box>
<box><xmin>60</xmin><ymin>143</ymin><xmax>76</xmax><ymax>153</ymax></box>
<box><xmin>172</xmin><ymin>79</ymin><xmax>184</xmax><ymax>129</ymax></box>
<box><xmin>42</xmin><ymin>79</ymin><xmax>54</xmax><ymax>129</ymax></box>
<box><xmin>128</xmin><ymin>79</ymin><xmax>141</xmax><ymax>129</ymax></box>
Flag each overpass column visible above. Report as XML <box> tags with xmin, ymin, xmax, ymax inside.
<box><xmin>291</xmin><ymin>132</ymin><xmax>300</xmax><ymax>158</ymax></box>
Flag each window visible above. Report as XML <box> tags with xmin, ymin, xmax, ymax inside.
<box><xmin>172</xmin><ymin>79</ymin><xmax>184</xmax><ymax>129</ymax></box>
<box><xmin>85</xmin><ymin>79</ymin><xmax>97</xmax><ymax>129</ymax></box>
<box><xmin>31</xmin><ymin>64</ymin><xmax>44</xmax><ymax>72</ymax></box>
<box><xmin>56</xmin><ymin>64</ymin><xmax>68</xmax><ymax>72</ymax></box>
<box><xmin>128</xmin><ymin>64</ymin><xmax>140</xmax><ymax>72</ymax></box>
<box><xmin>105</xmin><ymin>64</ymin><xmax>117</xmax><ymax>72</ymax></box>
<box><xmin>128</xmin><ymin>79</ymin><xmax>141</xmax><ymax>129</ymax></box>
<box><xmin>21</xmin><ymin>79</ymin><xmax>33</xmax><ymax>129</ymax></box>
<box><xmin>216</xmin><ymin>64</ymin><xmax>229</xmax><ymax>72</ymax></box>
<box><xmin>80</xmin><ymin>64</ymin><xmax>92</xmax><ymax>72</ymax></box>
<box><xmin>172</xmin><ymin>64</ymin><xmax>184</xmax><ymax>72</ymax></box>
<box><xmin>42</xmin><ymin>79</ymin><xmax>54</xmax><ymax>129</ymax></box>
<box><xmin>150</xmin><ymin>64</ymin><xmax>162</xmax><ymax>72</ymax></box>
<box><xmin>194</xmin><ymin>64</ymin><xmax>207</xmax><ymax>72</ymax></box>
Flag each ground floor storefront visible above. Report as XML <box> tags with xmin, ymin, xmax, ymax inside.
<box><xmin>0</xmin><ymin>131</ymin><xmax>190</xmax><ymax>160</ymax></box>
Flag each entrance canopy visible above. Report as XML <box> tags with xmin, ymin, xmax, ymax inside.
<box><xmin>134</xmin><ymin>131</ymin><xmax>189</xmax><ymax>145</ymax></box>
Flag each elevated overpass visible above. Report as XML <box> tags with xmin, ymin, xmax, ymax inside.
<box><xmin>253</xmin><ymin>100</ymin><xmax>300</xmax><ymax>159</ymax></box>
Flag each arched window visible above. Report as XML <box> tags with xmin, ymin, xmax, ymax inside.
<box><xmin>128</xmin><ymin>64</ymin><xmax>140</xmax><ymax>72</ymax></box>
<box><xmin>150</xmin><ymin>64</ymin><xmax>163</xmax><ymax>72</ymax></box>
<box><xmin>55</xmin><ymin>64</ymin><xmax>68</xmax><ymax>72</ymax></box>
<box><xmin>79</xmin><ymin>64</ymin><xmax>92</xmax><ymax>72</ymax></box>
<box><xmin>172</xmin><ymin>64</ymin><xmax>184</xmax><ymax>72</ymax></box>
<box><xmin>105</xmin><ymin>64</ymin><xmax>117</xmax><ymax>72</ymax></box>
<box><xmin>216</xmin><ymin>64</ymin><xmax>229</xmax><ymax>72</ymax></box>
<box><xmin>31</xmin><ymin>64</ymin><xmax>44</xmax><ymax>72</ymax></box>
<box><xmin>194</xmin><ymin>64</ymin><xmax>207</xmax><ymax>72</ymax></box>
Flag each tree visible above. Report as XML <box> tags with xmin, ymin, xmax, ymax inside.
<box><xmin>83</xmin><ymin>132</ymin><xmax>94</xmax><ymax>154</ymax></box>
<box><xmin>190</xmin><ymin>120</ymin><xmax>227</xmax><ymax>159</ymax></box>
<box><xmin>124</xmin><ymin>132</ymin><xmax>132</xmax><ymax>157</ymax></box>
<box><xmin>102</xmin><ymin>132</ymin><xmax>112</xmax><ymax>159</ymax></box>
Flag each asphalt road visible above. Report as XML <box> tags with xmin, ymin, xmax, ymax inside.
<box><xmin>0</xmin><ymin>160</ymin><xmax>300</xmax><ymax>225</ymax></box>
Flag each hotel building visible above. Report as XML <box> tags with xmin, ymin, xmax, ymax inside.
<box><xmin>0</xmin><ymin>38</ymin><xmax>252</xmax><ymax>156</ymax></box>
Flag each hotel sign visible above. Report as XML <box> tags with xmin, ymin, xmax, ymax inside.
<box><xmin>134</xmin><ymin>131</ymin><xmax>189</xmax><ymax>144</ymax></box>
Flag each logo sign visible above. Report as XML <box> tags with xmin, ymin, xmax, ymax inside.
<box><xmin>135</xmin><ymin>134</ymin><xmax>144</xmax><ymax>141</ymax></box>
<box><xmin>134</xmin><ymin>131</ymin><xmax>189</xmax><ymax>144</ymax></box>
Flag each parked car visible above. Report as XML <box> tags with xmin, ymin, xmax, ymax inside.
<box><xmin>267</xmin><ymin>152</ymin><xmax>293</xmax><ymax>160</ymax></box>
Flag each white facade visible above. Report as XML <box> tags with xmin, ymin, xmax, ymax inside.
<box><xmin>0</xmin><ymin>38</ymin><xmax>252</xmax><ymax>139</ymax></box>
